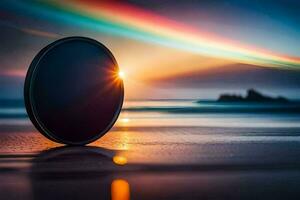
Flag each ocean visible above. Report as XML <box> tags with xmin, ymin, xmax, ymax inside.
<box><xmin>2</xmin><ymin>98</ymin><xmax>300</xmax><ymax>132</ymax></box>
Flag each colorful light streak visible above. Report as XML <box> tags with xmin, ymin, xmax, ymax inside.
<box><xmin>4</xmin><ymin>0</ymin><xmax>300</xmax><ymax>70</ymax></box>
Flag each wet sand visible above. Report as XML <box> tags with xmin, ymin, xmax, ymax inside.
<box><xmin>1</xmin><ymin>124</ymin><xmax>300</xmax><ymax>200</ymax></box>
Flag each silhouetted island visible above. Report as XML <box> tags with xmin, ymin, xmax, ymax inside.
<box><xmin>217</xmin><ymin>89</ymin><xmax>289</xmax><ymax>103</ymax></box>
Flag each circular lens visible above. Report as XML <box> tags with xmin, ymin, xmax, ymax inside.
<box><xmin>24</xmin><ymin>37</ymin><xmax>124</xmax><ymax>145</ymax></box>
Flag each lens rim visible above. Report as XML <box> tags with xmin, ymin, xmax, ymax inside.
<box><xmin>24</xmin><ymin>36</ymin><xmax>124</xmax><ymax>145</ymax></box>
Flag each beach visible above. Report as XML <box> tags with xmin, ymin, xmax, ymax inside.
<box><xmin>1</xmin><ymin>99</ymin><xmax>300</xmax><ymax>199</ymax></box>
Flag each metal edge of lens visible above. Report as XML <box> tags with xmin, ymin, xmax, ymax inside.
<box><xmin>24</xmin><ymin>39</ymin><xmax>62</xmax><ymax>144</ymax></box>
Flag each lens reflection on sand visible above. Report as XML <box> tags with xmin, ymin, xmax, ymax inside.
<box><xmin>29</xmin><ymin>146</ymin><xmax>130</xmax><ymax>200</ymax></box>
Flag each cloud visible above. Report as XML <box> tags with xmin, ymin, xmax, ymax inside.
<box><xmin>151</xmin><ymin>63</ymin><xmax>300</xmax><ymax>89</ymax></box>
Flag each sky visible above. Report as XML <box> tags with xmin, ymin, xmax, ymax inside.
<box><xmin>0</xmin><ymin>0</ymin><xmax>300</xmax><ymax>99</ymax></box>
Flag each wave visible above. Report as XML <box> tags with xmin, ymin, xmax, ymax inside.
<box><xmin>1</xmin><ymin>99</ymin><xmax>300</xmax><ymax>116</ymax></box>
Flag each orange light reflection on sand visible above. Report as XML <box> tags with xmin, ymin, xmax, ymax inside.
<box><xmin>111</xmin><ymin>179</ymin><xmax>130</xmax><ymax>200</ymax></box>
<box><xmin>113</xmin><ymin>155</ymin><xmax>128</xmax><ymax>166</ymax></box>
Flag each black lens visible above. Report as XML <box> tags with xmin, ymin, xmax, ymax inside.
<box><xmin>24</xmin><ymin>37</ymin><xmax>124</xmax><ymax>145</ymax></box>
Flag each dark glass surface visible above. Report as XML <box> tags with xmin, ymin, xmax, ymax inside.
<box><xmin>24</xmin><ymin>37</ymin><xmax>123</xmax><ymax>145</ymax></box>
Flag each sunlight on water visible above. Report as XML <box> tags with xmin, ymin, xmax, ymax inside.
<box><xmin>123</xmin><ymin>100</ymin><xmax>198</xmax><ymax>108</ymax></box>
<box><xmin>116</xmin><ymin>100</ymin><xmax>300</xmax><ymax>128</ymax></box>
<box><xmin>116</xmin><ymin>112</ymin><xmax>300</xmax><ymax>128</ymax></box>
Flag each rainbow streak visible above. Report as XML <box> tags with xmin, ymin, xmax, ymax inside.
<box><xmin>7</xmin><ymin>0</ymin><xmax>300</xmax><ymax>69</ymax></box>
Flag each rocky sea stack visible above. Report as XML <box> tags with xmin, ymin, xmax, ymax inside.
<box><xmin>217</xmin><ymin>89</ymin><xmax>289</xmax><ymax>103</ymax></box>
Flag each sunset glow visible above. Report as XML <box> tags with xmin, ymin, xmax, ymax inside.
<box><xmin>118</xmin><ymin>71</ymin><xmax>125</xmax><ymax>80</ymax></box>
